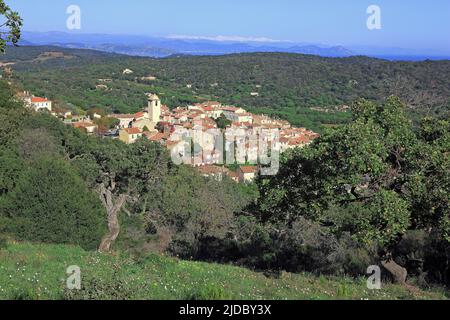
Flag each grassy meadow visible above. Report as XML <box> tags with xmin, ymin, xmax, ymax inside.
<box><xmin>0</xmin><ymin>242</ymin><xmax>448</xmax><ymax>300</ymax></box>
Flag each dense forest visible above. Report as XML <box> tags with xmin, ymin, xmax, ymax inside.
<box><xmin>2</xmin><ymin>46</ymin><xmax>450</xmax><ymax>132</ymax></box>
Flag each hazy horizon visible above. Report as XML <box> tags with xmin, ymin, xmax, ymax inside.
<box><xmin>8</xmin><ymin>0</ymin><xmax>450</xmax><ymax>55</ymax></box>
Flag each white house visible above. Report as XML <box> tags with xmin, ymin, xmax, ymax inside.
<box><xmin>112</xmin><ymin>114</ymin><xmax>135</xmax><ymax>129</ymax></box>
<box><xmin>30</xmin><ymin>97</ymin><xmax>52</xmax><ymax>112</ymax></box>
<box><xmin>221</xmin><ymin>106</ymin><xmax>252</xmax><ymax>123</ymax></box>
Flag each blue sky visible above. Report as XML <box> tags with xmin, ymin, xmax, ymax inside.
<box><xmin>7</xmin><ymin>0</ymin><xmax>450</xmax><ymax>52</ymax></box>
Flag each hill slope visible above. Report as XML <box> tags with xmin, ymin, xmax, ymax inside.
<box><xmin>2</xmin><ymin>46</ymin><xmax>450</xmax><ymax>131</ymax></box>
<box><xmin>0</xmin><ymin>243</ymin><xmax>448</xmax><ymax>300</ymax></box>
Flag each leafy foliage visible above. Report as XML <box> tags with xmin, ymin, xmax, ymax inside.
<box><xmin>0</xmin><ymin>0</ymin><xmax>22</xmax><ymax>52</ymax></box>
<box><xmin>0</xmin><ymin>156</ymin><xmax>106</xmax><ymax>250</ymax></box>
<box><xmin>252</xmin><ymin>97</ymin><xmax>449</xmax><ymax>284</ymax></box>
<box><xmin>0</xmin><ymin>80</ymin><xmax>253</xmax><ymax>255</ymax></box>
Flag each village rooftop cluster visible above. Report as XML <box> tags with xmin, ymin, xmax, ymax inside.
<box><xmin>18</xmin><ymin>90</ymin><xmax>319</xmax><ymax>183</ymax></box>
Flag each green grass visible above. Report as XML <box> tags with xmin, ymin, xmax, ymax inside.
<box><xmin>0</xmin><ymin>242</ymin><xmax>448</xmax><ymax>300</ymax></box>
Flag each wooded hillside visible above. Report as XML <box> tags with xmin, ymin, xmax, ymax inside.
<box><xmin>3</xmin><ymin>46</ymin><xmax>449</xmax><ymax>131</ymax></box>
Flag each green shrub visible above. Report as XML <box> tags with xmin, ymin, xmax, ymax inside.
<box><xmin>187</xmin><ymin>283</ymin><xmax>231</xmax><ymax>300</ymax></box>
<box><xmin>0</xmin><ymin>156</ymin><xmax>106</xmax><ymax>250</ymax></box>
<box><xmin>63</xmin><ymin>275</ymin><xmax>137</xmax><ymax>300</ymax></box>
<box><xmin>394</xmin><ymin>230</ymin><xmax>450</xmax><ymax>288</ymax></box>
<box><xmin>331</xmin><ymin>233</ymin><xmax>377</xmax><ymax>276</ymax></box>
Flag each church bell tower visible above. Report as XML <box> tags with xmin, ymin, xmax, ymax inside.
<box><xmin>148</xmin><ymin>94</ymin><xmax>161</xmax><ymax>123</ymax></box>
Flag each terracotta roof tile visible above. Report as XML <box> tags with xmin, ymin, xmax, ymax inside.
<box><xmin>239</xmin><ymin>166</ymin><xmax>258</xmax><ymax>174</ymax></box>
<box><xmin>124</xmin><ymin>127</ymin><xmax>142</xmax><ymax>135</ymax></box>
<box><xmin>31</xmin><ymin>97</ymin><xmax>49</xmax><ymax>103</ymax></box>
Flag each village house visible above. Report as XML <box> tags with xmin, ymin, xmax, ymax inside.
<box><xmin>230</xmin><ymin>121</ymin><xmax>253</xmax><ymax>130</ymax></box>
<box><xmin>279</xmin><ymin>135</ymin><xmax>313</xmax><ymax>152</ymax></box>
<box><xmin>119</xmin><ymin>127</ymin><xmax>143</xmax><ymax>144</ymax></box>
<box><xmin>188</xmin><ymin>110</ymin><xmax>206</xmax><ymax>122</ymax></box>
<box><xmin>142</xmin><ymin>129</ymin><xmax>160</xmax><ymax>139</ymax></box>
<box><xmin>112</xmin><ymin>114</ymin><xmax>136</xmax><ymax>129</ymax></box>
<box><xmin>202</xmin><ymin>101</ymin><xmax>222</xmax><ymax>109</ymax></box>
<box><xmin>221</xmin><ymin>106</ymin><xmax>253</xmax><ymax>123</ymax></box>
<box><xmin>161</xmin><ymin>104</ymin><xmax>170</xmax><ymax>114</ymax></box>
<box><xmin>238</xmin><ymin>165</ymin><xmax>259</xmax><ymax>183</ymax></box>
<box><xmin>72</xmin><ymin>120</ymin><xmax>98</xmax><ymax>135</ymax></box>
<box><xmin>221</xmin><ymin>106</ymin><xmax>245</xmax><ymax>114</ymax></box>
<box><xmin>196</xmin><ymin>165</ymin><xmax>230</xmax><ymax>181</ymax></box>
<box><xmin>132</xmin><ymin>111</ymin><xmax>146</xmax><ymax>121</ymax></box>
<box><xmin>27</xmin><ymin>96</ymin><xmax>52</xmax><ymax>112</ymax></box>
<box><xmin>253</xmin><ymin>114</ymin><xmax>277</xmax><ymax>127</ymax></box>
<box><xmin>132</xmin><ymin>118</ymin><xmax>155</xmax><ymax>131</ymax></box>
<box><xmin>226</xmin><ymin>170</ymin><xmax>240</xmax><ymax>183</ymax></box>
<box><xmin>95</xmin><ymin>84</ymin><xmax>109</xmax><ymax>90</ymax></box>
<box><xmin>62</xmin><ymin>111</ymin><xmax>73</xmax><ymax>120</ymax></box>
<box><xmin>273</xmin><ymin>119</ymin><xmax>291</xmax><ymax>129</ymax></box>
<box><xmin>145</xmin><ymin>131</ymin><xmax>168</xmax><ymax>144</ymax></box>
<box><xmin>203</xmin><ymin>106</ymin><xmax>223</xmax><ymax>119</ymax></box>
<box><xmin>131</xmin><ymin>110</ymin><xmax>155</xmax><ymax>131</ymax></box>
<box><xmin>190</xmin><ymin>101</ymin><xmax>223</xmax><ymax>119</ymax></box>
<box><xmin>140</xmin><ymin>75</ymin><xmax>157</xmax><ymax>81</ymax></box>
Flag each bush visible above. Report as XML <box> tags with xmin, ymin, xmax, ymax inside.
<box><xmin>63</xmin><ymin>275</ymin><xmax>137</xmax><ymax>300</ymax></box>
<box><xmin>394</xmin><ymin>230</ymin><xmax>427</xmax><ymax>278</ymax></box>
<box><xmin>394</xmin><ymin>230</ymin><xmax>450</xmax><ymax>288</ymax></box>
<box><xmin>0</xmin><ymin>156</ymin><xmax>106</xmax><ymax>250</ymax></box>
<box><xmin>273</xmin><ymin>217</ymin><xmax>341</xmax><ymax>274</ymax></box>
<box><xmin>206</xmin><ymin>216</ymin><xmax>376</xmax><ymax>277</ymax></box>
<box><xmin>187</xmin><ymin>283</ymin><xmax>232</xmax><ymax>300</ymax></box>
<box><xmin>228</xmin><ymin>215</ymin><xmax>275</xmax><ymax>269</ymax></box>
<box><xmin>331</xmin><ymin>233</ymin><xmax>377</xmax><ymax>276</ymax></box>
<box><xmin>423</xmin><ymin>235</ymin><xmax>450</xmax><ymax>288</ymax></box>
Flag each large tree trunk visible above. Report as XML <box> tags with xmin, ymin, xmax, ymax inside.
<box><xmin>98</xmin><ymin>184</ymin><xmax>127</xmax><ymax>252</ymax></box>
<box><xmin>381</xmin><ymin>258</ymin><xmax>408</xmax><ymax>284</ymax></box>
<box><xmin>381</xmin><ymin>255</ymin><xmax>424</xmax><ymax>296</ymax></box>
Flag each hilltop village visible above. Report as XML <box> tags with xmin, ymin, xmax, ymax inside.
<box><xmin>17</xmin><ymin>91</ymin><xmax>319</xmax><ymax>183</ymax></box>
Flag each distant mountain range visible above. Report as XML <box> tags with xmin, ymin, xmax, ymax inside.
<box><xmin>18</xmin><ymin>31</ymin><xmax>354</xmax><ymax>58</ymax></box>
<box><xmin>19</xmin><ymin>31</ymin><xmax>450</xmax><ymax>60</ymax></box>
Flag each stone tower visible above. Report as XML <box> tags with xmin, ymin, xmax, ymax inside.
<box><xmin>148</xmin><ymin>94</ymin><xmax>161</xmax><ymax>123</ymax></box>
